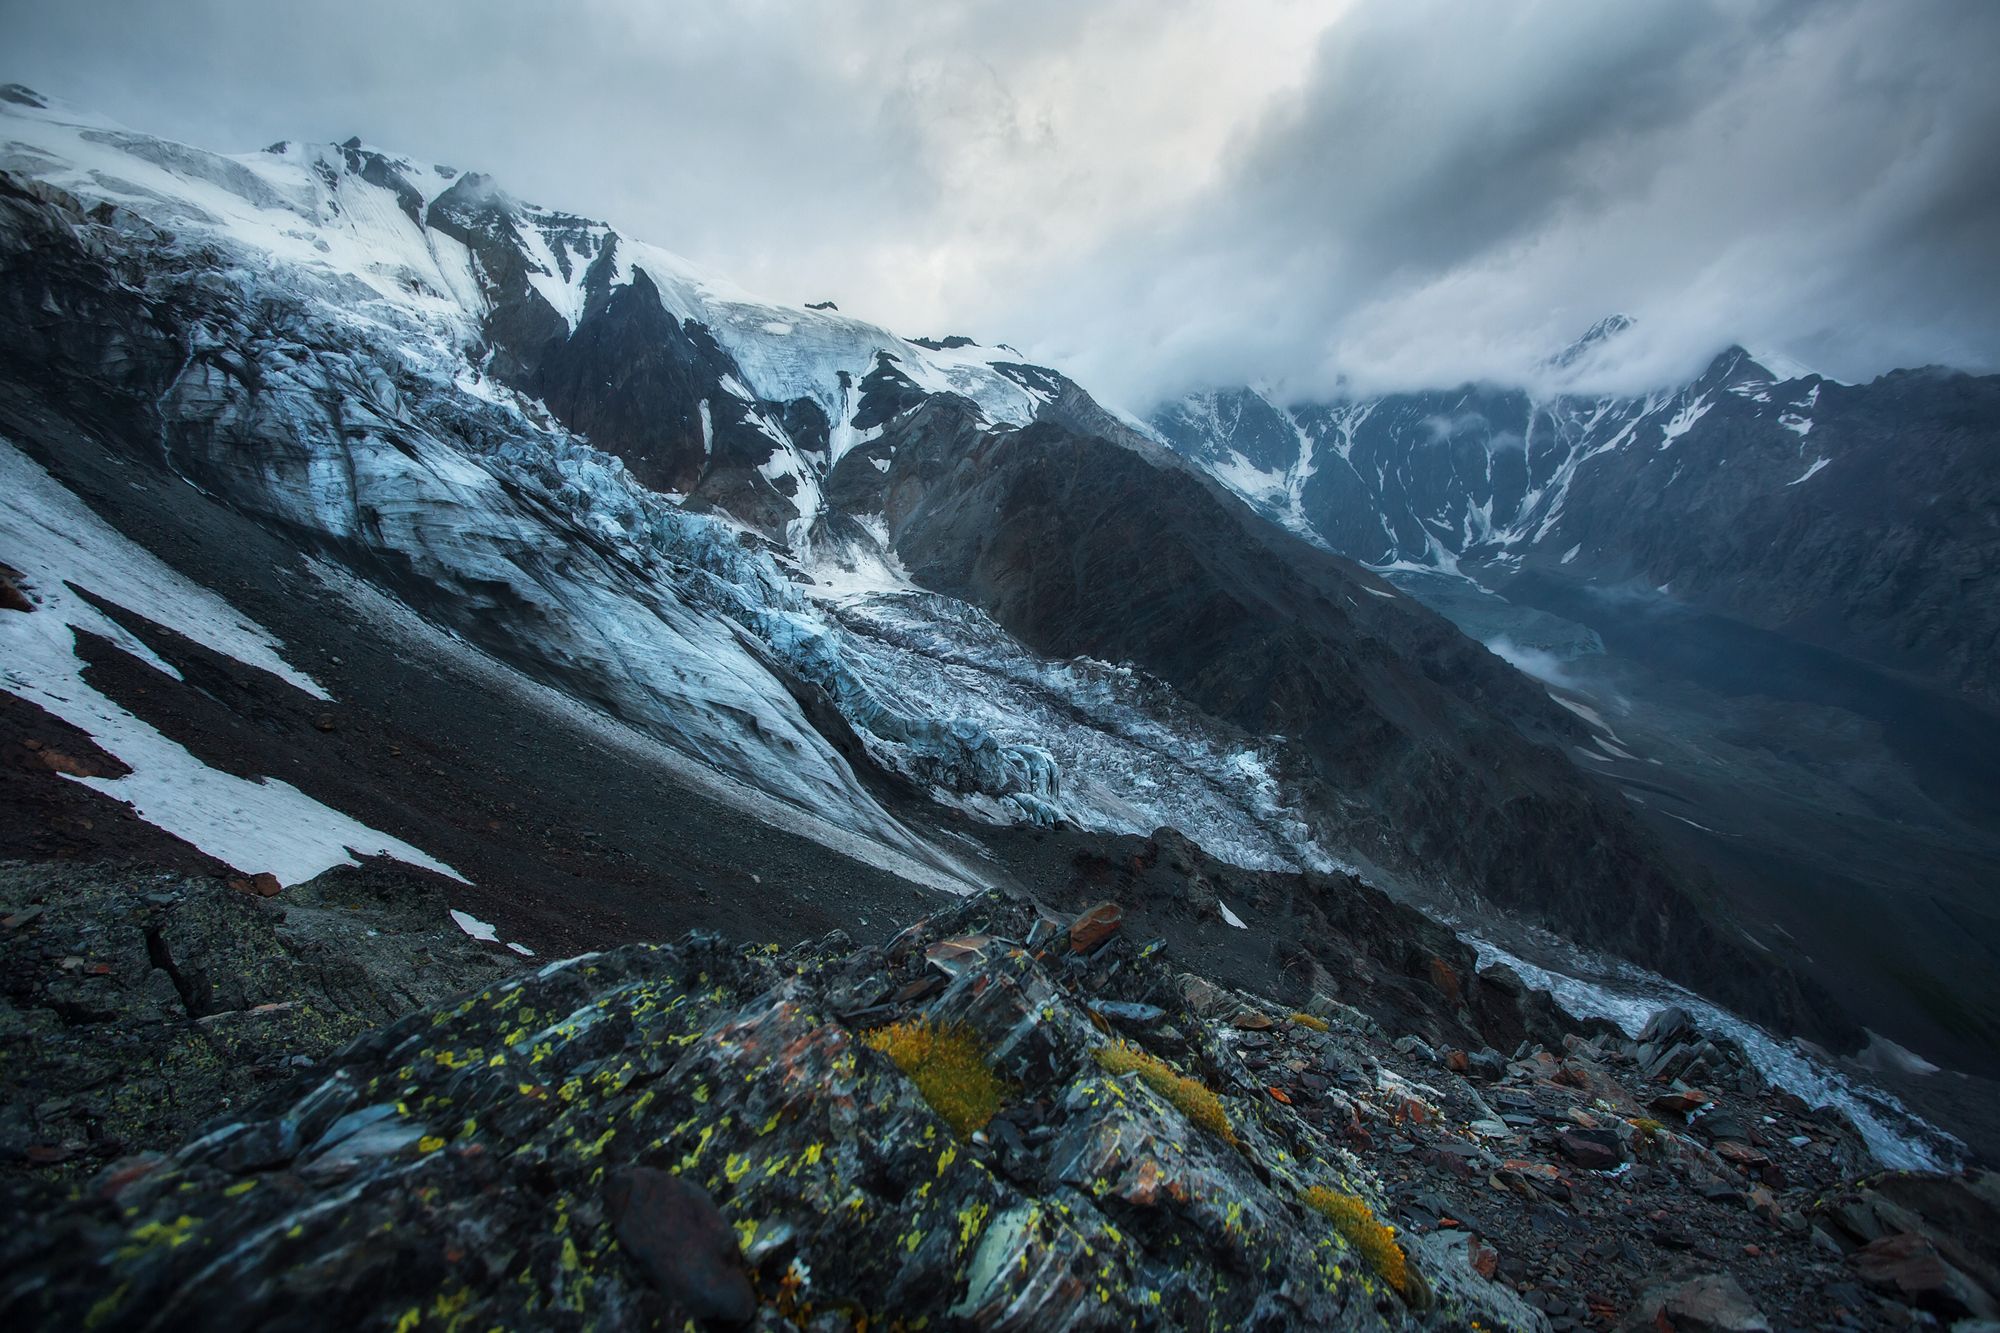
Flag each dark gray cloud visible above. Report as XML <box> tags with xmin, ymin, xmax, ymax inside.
<box><xmin>8</xmin><ymin>0</ymin><xmax>1998</xmax><ymax>408</ymax></box>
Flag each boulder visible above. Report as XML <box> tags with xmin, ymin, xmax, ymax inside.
<box><xmin>1623</xmin><ymin>1272</ymin><xmax>1771</xmax><ymax>1332</ymax></box>
<box><xmin>604</xmin><ymin>1167</ymin><xmax>755</xmax><ymax>1325</ymax></box>
<box><xmin>1853</xmin><ymin>1232</ymin><xmax>2000</xmax><ymax>1321</ymax></box>
<box><xmin>1068</xmin><ymin>900</ymin><xmax>1123</xmax><ymax>954</ymax></box>
<box><xmin>1556</xmin><ymin>1127</ymin><xmax>1625</xmax><ymax>1171</ymax></box>
<box><xmin>1637</xmin><ymin>1005</ymin><xmax>1695</xmax><ymax>1047</ymax></box>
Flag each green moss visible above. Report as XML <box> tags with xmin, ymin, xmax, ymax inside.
<box><xmin>1094</xmin><ymin>1043</ymin><xmax>1234</xmax><ymax>1144</ymax></box>
<box><xmin>1301</xmin><ymin>1187</ymin><xmax>1408</xmax><ymax>1295</ymax></box>
<box><xmin>863</xmin><ymin>1020</ymin><xmax>1012</xmax><ymax>1138</ymax></box>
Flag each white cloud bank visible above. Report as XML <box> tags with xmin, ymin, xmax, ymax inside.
<box><xmin>10</xmin><ymin>0</ymin><xmax>1997</xmax><ymax>409</ymax></box>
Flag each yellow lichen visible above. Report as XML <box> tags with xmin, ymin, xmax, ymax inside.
<box><xmin>1301</xmin><ymin>1187</ymin><xmax>1409</xmax><ymax>1296</ymax></box>
<box><xmin>1288</xmin><ymin>1012</ymin><xmax>1330</xmax><ymax>1032</ymax></box>
<box><xmin>862</xmin><ymin>1020</ymin><xmax>1012</xmax><ymax>1138</ymax></box>
<box><xmin>1093</xmin><ymin>1043</ymin><xmax>1235</xmax><ymax>1144</ymax></box>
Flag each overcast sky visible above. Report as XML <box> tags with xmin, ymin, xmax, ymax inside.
<box><xmin>9</xmin><ymin>0</ymin><xmax>1998</xmax><ymax>407</ymax></box>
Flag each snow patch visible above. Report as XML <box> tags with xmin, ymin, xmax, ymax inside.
<box><xmin>0</xmin><ymin>443</ymin><xmax>465</xmax><ymax>886</ymax></box>
<box><xmin>1856</xmin><ymin>1030</ymin><xmax>1941</xmax><ymax>1077</ymax></box>
<box><xmin>1788</xmin><ymin>457</ymin><xmax>1830</xmax><ymax>485</ymax></box>
<box><xmin>450</xmin><ymin>908</ymin><xmax>498</xmax><ymax>943</ymax></box>
<box><xmin>1657</xmin><ymin>395</ymin><xmax>1713</xmax><ymax>449</ymax></box>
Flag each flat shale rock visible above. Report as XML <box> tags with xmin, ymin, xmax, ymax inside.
<box><xmin>0</xmin><ymin>893</ymin><xmax>1527</xmax><ymax>1332</ymax></box>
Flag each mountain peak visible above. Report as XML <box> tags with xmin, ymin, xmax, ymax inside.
<box><xmin>1547</xmin><ymin>313</ymin><xmax>1637</xmax><ymax>371</ymax></box>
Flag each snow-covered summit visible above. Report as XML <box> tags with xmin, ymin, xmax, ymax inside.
<box><xmin>0</xmin><ymin>87</ymin><xmax>1050</xmax><ymax>435</ymax></box>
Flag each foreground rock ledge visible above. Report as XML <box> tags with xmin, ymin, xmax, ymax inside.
<box><xmin>7</xmin><ymin>883</ymin><xmax>1996</xmax><ymax>1331</ymax></box>
<box><xmin>3</xmin><ymin>892</ymin><xmax>1530</xmax><ymax>1331</ymax></box>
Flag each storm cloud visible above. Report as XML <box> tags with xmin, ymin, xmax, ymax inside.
<box><xmin>9</xmin><ymin>0</ymin><xmax>1997</xmax><ymax>408</ymax></box>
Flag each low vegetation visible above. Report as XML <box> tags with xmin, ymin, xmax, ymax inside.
<box><xmin>1301</xmin><ymin>1186</ymin><xmax>1410</xmax><ymax>1296</ymax></box>
<box><xmin>1094</xmin><ymin>1042</ymin><xmax>1235</xmax><ymax>1144</ymax></box>
<box><xmin>862</xmin><ymin>1019</ymin><xmax>1012</xmax><ymax>1138</ymax></box>
<box><xmin>1288</xmin><ymin>1011</ymin><xmax>1330</xmax><ymax>1032</ymax></box>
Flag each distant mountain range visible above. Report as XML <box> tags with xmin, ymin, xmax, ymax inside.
<box><xmin>1151</xmin><ymin>324</ymin><xmax>2000</xmax><ymax>705</ymax></box>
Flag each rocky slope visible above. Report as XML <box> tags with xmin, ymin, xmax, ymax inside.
<box><xmin>1151</xmin><ymin>336</ymin><xmax>2000</xmax><ymax>704</ymax></box>
<box><xmin>0</xmin><ymin>85</ymin><xmax>1854</xmax><ymax>1057</ymax></box>
<box><xmin>846</xmin><ymin>399</ymin><xmax>1837</xmax><ymax>1039</ymax></box>
<box><xmin>0</xmin><ymin>861</ymin><xmax>511</xmax><ymax>1175</ymax></box>
<box><xmin>4</xmin><ymin>859</ymin><xmax>1994</xmax><ymax>1331</ymax></box>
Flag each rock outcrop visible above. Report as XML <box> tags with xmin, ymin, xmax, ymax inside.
<box><xmin>4</xmin><ymin>877</ymin><xmax>1993</xmax><ymax>1331</ymax></box>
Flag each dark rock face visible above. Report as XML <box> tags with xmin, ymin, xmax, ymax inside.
<box><xmin>869</xmin><ymin>403</ymin><xmax>1845</xmax><ymax>1043</ymax></box>
<box><xmin>0</xmin><ymin>861</ymin><xmax>512</xmax><ymax>1187</ymax></box>
<box><xmin>525</xmin><ymin>267</ymin><xmax>829</xmax><ymax>531</ymax></box>
<box><xmin>527</xmin><ymin>268</ymin><xmax>727</xmax><ymax>495</ymax></box>
<box><xmin>1</xmin><ymin>892</ymin><xmax>1544</xmax><ymax>1332</ymax></box>
<box><xmin>426</xmin><ymin>172</ymin><xmax>578</xmax><ymax>384</ymax></box>
<box><xmin>4</xmin><ymin>875</ymin><xmax>1983</xmax><ymax>1332</ymax></box>
<box><xmin>1152</xmin><ymin>352</ymin><xmax>2000</xmax><ymax>704</ymax></box>
<box><xmin>1551</xmin><ymin>366</ymin><xmax>2000</xmax><ymax>704</ymax></box>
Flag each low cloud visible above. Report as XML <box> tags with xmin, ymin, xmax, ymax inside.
<box><xmin>11</xmin><ymin>0</ymin><xmax>1997</xmax><ymax>411</ymax></box>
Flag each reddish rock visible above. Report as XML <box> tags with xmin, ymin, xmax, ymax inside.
<box><xmin>93</xmin><ymin>1154</ymin><xmax>166</xmax><ymax>1202</ymax></box>
<box><xmin>1068</xmin><ymin>901</ymin><xmax>1123</xmax><ymax>954</ymax></box>
<box><xmin>1230</xmin><ymin>1011</ymin><xmax>1275</xmax><ymax>1031</ymax></box>
<box><xmin>1556</xmin><ymin>1127</ymin><xmax>1624</xmax><ymax>1171</ymax></box>
<box><xmin>229</xmin><ymin>872</ymin><xmax>283</xmax><ymax>898</ymax></box>
<box><xmin>892</xmin><ymin>974</ymin><xmax>944</xmax><ymax>1004</ymax></box>
<box><xmin>35</xmin><ymin>747</ymin><xmax>107</xmax><ymax>777</ymax></box>
<box><xmin>1427</xmin><ymin>956</ymin><xmax>1463</xmax><ymax>1007</ymax></box>
<box><xmin>1445</xmin><ymin>1048</ymin><xmax>1470</xmax><ymax>1073</ymax></box>
<box><xmin>924</xmin><ymin>934</ymin><xmax>994</xmax><ymax>977</ymax></box>
<box><xmin>0</xmin><ymin>568</ymin><xmax>32</xmax><ymax>613</ymax></box>
<box><xmin>1470</xmin><ymin>1242</ymin><xmax>1500</xmax><ymax>1279</ymax></box>
<box><xmin>1650</xmin><ymin>1090</ymin><xmax>1712</xmax><ymax>1115</ymax></box>
<box><xmin>1852</xmin><ymin>1232</ymin><xmax>1998</xmax><ymax>1320</ymax></box>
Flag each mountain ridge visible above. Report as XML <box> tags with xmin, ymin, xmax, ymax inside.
<box><xmin>0</xmin><ymin>84</ymin><xmax>1958</xmax><ymax>1132</ymax></box>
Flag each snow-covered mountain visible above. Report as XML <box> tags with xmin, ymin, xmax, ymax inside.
<box><xmin>0</xmin><ymin>84</ymin><xmax>1203</xmax><ymax>874</ymax></box>
<box><xmin>1151</xmin><ymin>321</ymin><xmax>2000</xmax><ymax>704</ymax></box>
<box><xmin>0</xmin><ymin>83</ymin><xmax>1898</xmax><ymax>1077</ymax></box>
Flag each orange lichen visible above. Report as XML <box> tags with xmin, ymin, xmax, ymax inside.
<box><xmin>1302</xmin><ymin>1186</ymin><xmax>1409</xmax><ymax>1295</ymax></box>
<box><xmin>1094</xmin><ymin>1043</ymin><xmax>1235</xmax><ymax>1144</ymax></box>
<box><xmin>862</xmin><ymin>1020</ymin><xmax>1010</xmax><ymax>1138</ymax></box>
